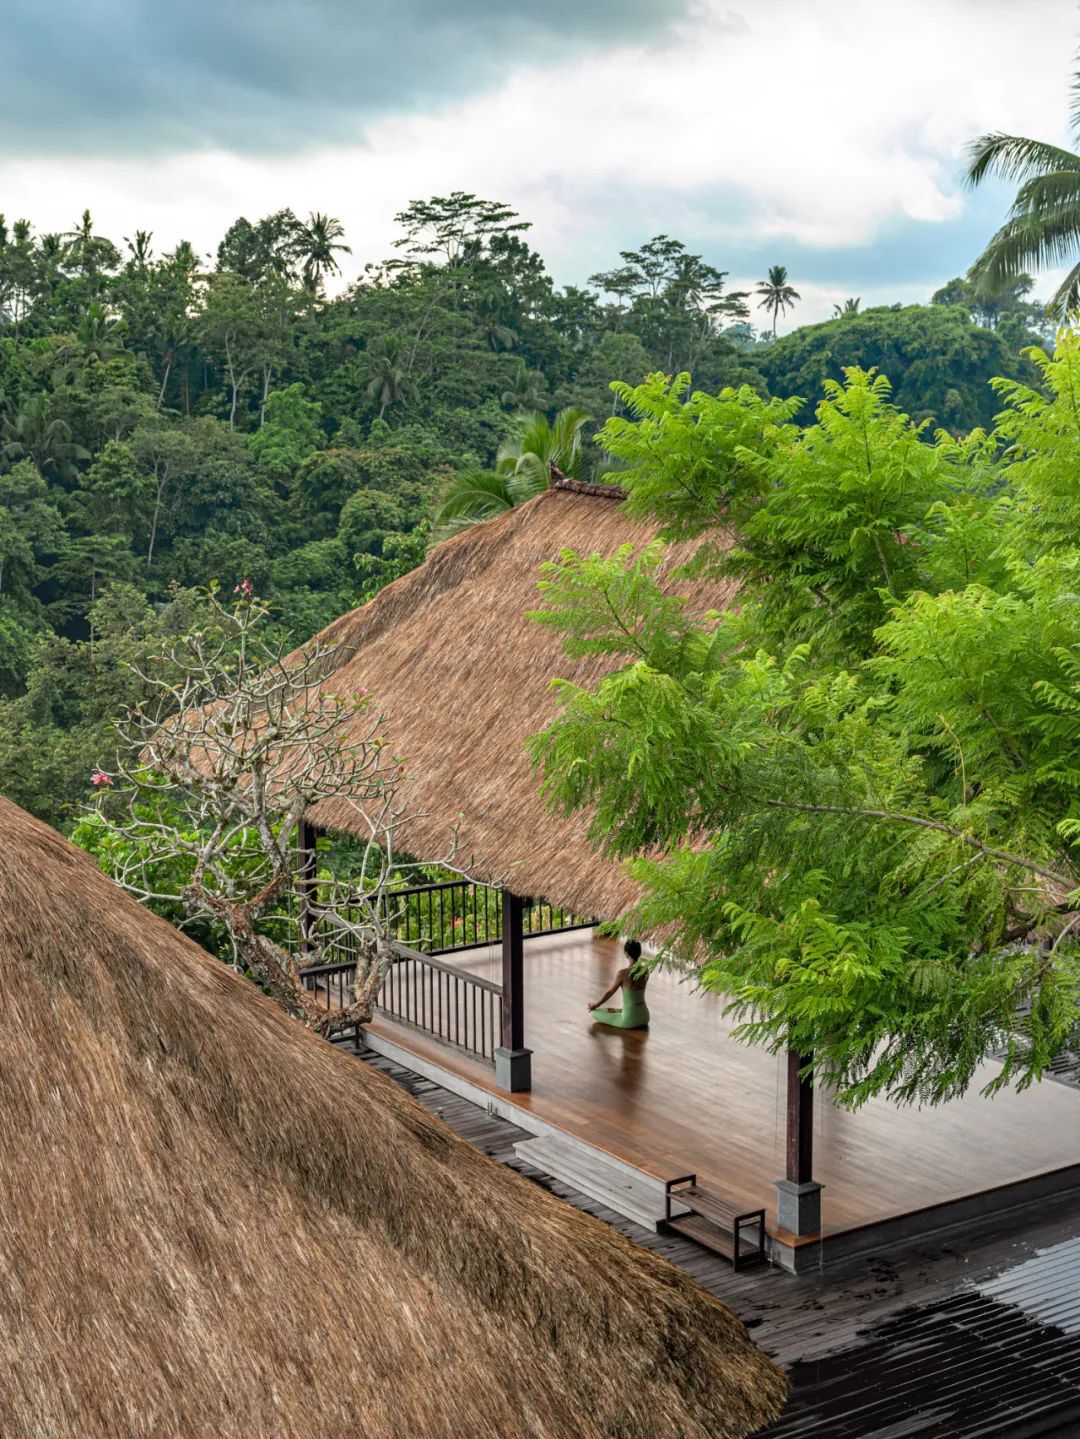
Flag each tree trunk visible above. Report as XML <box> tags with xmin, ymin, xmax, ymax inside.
<box><xmin>156</xmin><ymin>353</ymin><xmax>173</xmax><ymax>410</ymax></box>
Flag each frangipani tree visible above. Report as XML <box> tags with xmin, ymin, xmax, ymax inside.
<box><xmin>83</xmin><ymin>585</ymin><xmax>461</xmax><ymax>1036</ymax></box>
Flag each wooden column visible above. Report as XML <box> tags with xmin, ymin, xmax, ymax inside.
<box><xmin>776</xmin><ymin>1046</ymin><xmax>822</xmax><ymax>1237</ymax></box>
<box><xmin>495</xmin><ymin>889</ymin><xmax>532</xmax><ymax>1091</ymax></box>
<box><xmin>296</xmin><ymin>820</ymin><xmax>318</xmax><ymax>960</ymax></box>
<box><xmin>785</xmin><ymin>1048</ymin><xmax>814</xmax><ymax>1184</ymax></box>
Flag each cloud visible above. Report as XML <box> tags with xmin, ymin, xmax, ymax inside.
<box><xmin>0</xmin><ymin>0</ymin><xmax>691</xmax><ymax>154</ymax></box>
<box><xmin>0</xmin><ymin>0</ymin><xmax>1075</xmax><ymax>325</ymax></box>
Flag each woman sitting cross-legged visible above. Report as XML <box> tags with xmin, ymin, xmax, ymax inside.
<box><xmin>588</xmin><ymin>940</ymin><xmax>650</xmax><ymax>1030</ymax></box>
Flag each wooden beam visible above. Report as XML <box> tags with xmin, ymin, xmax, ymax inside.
<box><xmin>785</xmin><ymin>1047</ymin><xmax>814</xmax><ymax>1185</ymax></box>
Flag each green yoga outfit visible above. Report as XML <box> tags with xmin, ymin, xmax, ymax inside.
<box><xmin>591</xmin><ymin>986</ymin><xmax>650</xmax><ymax>1030</ymax></box>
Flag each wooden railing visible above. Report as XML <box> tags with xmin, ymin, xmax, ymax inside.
<box><xmin>298</xmin><ymin>881</ymin><xmax>592</xmax><ymax>1070</ymax></box>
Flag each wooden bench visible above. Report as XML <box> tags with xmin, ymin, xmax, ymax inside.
<box><xmin>662</xmin><ymin>1175</ymin><xmax>767</xmax><ymax>1271</ymax></box>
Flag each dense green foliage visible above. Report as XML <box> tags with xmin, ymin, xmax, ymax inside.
<box><xmin>0</xmin><ymin>199</ymin><xmax>767</xmax><ymax>826</ymax></box>
<box><xmin>759</xmin><ymin>303</ymin><xmax>1040</xmax><ymax>431</ymax></box>
<box><xmin>531</xmin><ymin>342</ymin><xmax>1080</xmax><ymax>1107</ymax></box>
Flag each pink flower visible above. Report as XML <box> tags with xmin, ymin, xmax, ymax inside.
<box><xmin>91</xmin><ymin>771</ymin><xmax>113</xmax><ymax>787</ymax></box>
<box><xmin>233</xmin><ymin>579</ymin><xmax>254</xmax><ymax>597</ymax></box>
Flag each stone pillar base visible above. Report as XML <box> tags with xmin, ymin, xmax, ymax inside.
<box><xmin>775</xmin><ymin>1178</ymin><xmax>823</xmax><ymax>1236</ymax></box>
<box><xmin>494</xmin><ymin>1047</ymin><xmax>533</xmax><ymax>1093</ymax></box>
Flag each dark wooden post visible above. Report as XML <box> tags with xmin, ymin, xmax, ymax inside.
<box><xmin>785</xmin><ymin>1048</ymin><xmax>815</xmax><ymax>1185</ymax></box>
<box><xmin>296</xmin><ymin>820</ymin><xmax>318</xmax><ymax>961</ymax></box>
<box><xmin>776</xmin><ymin>1046</ymin><xmax>822</xmax><ymax>1237</ymax></box>
<box><xmin>495</xmin><ymin>889</ymin><xmax>532</xmax><ymax>1091</ymax></box>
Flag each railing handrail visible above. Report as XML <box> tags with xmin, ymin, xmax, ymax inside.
<box><xmin>389</xmin><ymin>877</ymin><xmax>475</xmax><ymax>898</ymax></box>
<box><xmin>301</xmin><ymin>941</ymin><xmax>502</xmax><ymax>996</ymax></box>
<box><xmin>391</xmin><ymin>940</ymin><xmax>503</xmax><ymax>994</ymax></box>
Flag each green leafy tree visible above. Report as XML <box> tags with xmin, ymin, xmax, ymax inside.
<box><xmin>529</xmin><ymin>351</ymin><xmax>1080</xmax><ymax>1108</ymax></box>
<box><xmin>759</xmin><ymin>303</ymin><xmax>1034</xmax><ymax>432</ymax></box>
<box><xmin>248</xmin><ymin>383</ymin><xmax>323</xmax><ymax>482</ymax></box>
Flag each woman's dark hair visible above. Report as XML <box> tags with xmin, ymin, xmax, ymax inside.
<box><xmin>623</xmin><ymin>939</ymin><xmax>642</xmax><ymax>962</ymax></box>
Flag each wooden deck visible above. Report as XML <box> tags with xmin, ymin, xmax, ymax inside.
<box><xmin>360</xmin><ymin>1040</ymin><xmax>1080</xmax><ymax>1438</ymax></box>
<box><xmin>367</xmin><ymin>930</ymin><xmax>1080</xmax><ymax>1241</ymax></box>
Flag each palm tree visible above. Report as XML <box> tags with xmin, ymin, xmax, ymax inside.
<box><xmin>430</xmin><ymin>469</ymin><xmax>533</xmax><ymax>541</ymax></box>
<box><xmin>124</xmin><ymin>230</ymin><xmax>154</xmax><ymax>269</ymax></box>
<box><xmin>1</xmin><ymin>395</ymin><xmax>88</xmax><ymax>481</ymax></box>
<box><xmin>499</xmin><ymin>363</ymin><xmax>547</xmax><ymax>411</ymax></box>
<box><xmin>967</xmin><ymin>79</ymin><xmax>1080</xmax><ymax>316</ymax></box>
<box><xmin>832</xmin><ymin>297</ymin><xmax>861</xmax><ymax>317</ymax></box>
<box><xmin>297</xmin><ymin>212</ymin><xmax>350</xmax><ymax>293</ymax></box>
<box><xmin>56</xmin><ymin>301</ymin><xmax>124</xmax><ymax>382</ymax></box>
<box><xmin>360</xmin><ymin>336</ymin><xmax>413</xmax><ymax>420</ymax></box>
<box><xmin>755</xmin><ymin>265</ymin><xmax>801</xmax><ymax>337</ymax></box>
<box><xmin>495</xmin><ymin>407</ymin><xmax>590</xmax><ymax>489</ymax></box>
<box><xmin>431</xmin><ymin>406</ymin><xmax>591</xmax><ymax>541</ymax></box>
<box><xmin>63</xmin><ymin>210</ymin><xmax>120</xmax><ymax>278</ymax></box>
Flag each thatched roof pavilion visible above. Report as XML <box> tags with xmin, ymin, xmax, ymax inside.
<box><xmin>0</xmin><ymin>794</ymin><xmax>785</xmax><ymax>1438</ymax></box>
<box><xmin>309</xmin><ymin>478</ymin><xmax>736</xmax><ymax>920</ymax></box>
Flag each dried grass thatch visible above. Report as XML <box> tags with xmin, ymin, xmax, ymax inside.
<box><xmin>309</xmin><ymin>480</ymin><xmax>737</xmax><ymax>919</ymax></box>
<box><xmin>0</xmin><ymin>795</ymin><xmax>786</xmax><ymax>1438</ymax></box>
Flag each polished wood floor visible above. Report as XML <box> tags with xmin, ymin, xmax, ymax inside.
<box><xmin>367</xmin><ymin>931</ymin><xmax>1080</xmax><ymax>1238</ymax></box>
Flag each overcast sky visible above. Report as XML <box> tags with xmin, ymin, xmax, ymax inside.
<box><xmin>2</xmin><ymin>0</ymin><xmax>1077</xmax><ymax>327</ymax></box>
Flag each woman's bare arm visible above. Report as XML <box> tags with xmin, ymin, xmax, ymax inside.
<box><xmin>588</xmin><ymin>967</ymin><xmax>628</xmax><ymax>1011</ymax></box>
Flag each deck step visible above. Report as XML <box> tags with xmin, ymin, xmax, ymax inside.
<box><xmin>513</xmin><ymin>1133</ymin><xmax>675</xmax><ymax>1231</ymax></box>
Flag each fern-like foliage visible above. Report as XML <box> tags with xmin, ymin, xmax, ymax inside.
<box><xmin>529</xmin><ymin>352</ymin><xmax>1080</xmax><ymax>1108</ymax></box>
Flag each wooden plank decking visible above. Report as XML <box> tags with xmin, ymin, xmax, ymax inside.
<box><xmin>366</xmin><ymin>930</ymin><xmax>1080</xmax><ymax>1239</ymax></box>
<box><xmin>357</xmin><ymin>1040</ymin><xmax>1080</xmax><ymax>1438</ymax></box>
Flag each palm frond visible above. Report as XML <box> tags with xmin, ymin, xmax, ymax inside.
<box><xmin>1011</xmin><ymin>168</ymin><xmax>1080</xmax><ymax>216</ymax></box>
<box><xmin>1050</xmin><ymin>259</ymin><xmax>1080</xmax><ymax>319</ymax></box>
<box><xmin>969</xmin><ymin>207</ymin><xmax>1080</xmax><ymax>300</ymax></box>
<box><xmin>966</xmin><ymin>132</ymin><xmax>1080</xmax><ymax>188</ymax></box>
<box><xmin>431</xmin><ymin>471</ymin><xmax>513</xmax><ymax>541</ymax></box>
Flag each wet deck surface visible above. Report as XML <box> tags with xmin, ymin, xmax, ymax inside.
<box><xmin>366</xmin><ymin>930</ymin><xmax>1080</xmax><ymax>1240</ymax></box>
<box><xmin>351</xmin><ymin>1039</ymin><xmax>1080</xmax><ymax>1438</ymax></box>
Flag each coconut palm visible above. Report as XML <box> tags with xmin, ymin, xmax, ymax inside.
<box><xmin>360</xmin><ymin>336</ymin><xmax>414</xmax><ymax>420</ymax></box>
<box><xmin>430</xmin><ymin>469</ymin><xmax>530</xmax><ymax>541</ymax></box>
<box><xmin>1</xmin><ymin>395</ymin><xmax>88</xmax><ymax>480</ymax></box>
<box><xmin>496</xmin><ymin>406</ymin><xmax>590</xmax><ymax>489</ymax></box>
<box><xmin>431</xmin><ymin>406</ymin><xmax>591</xmax><ymax>541</ymax></box>
<box><xmin>832</xmin><ymin>297</ymin><xmax>861</xmax><ymax>317</ymax></box>
<box><xmin>297</xmin><ymin>212</ymin><xmax>351</xmax><ymax>293</ymax></box>
<box><xmin>755</xmin><ymin>265</ymin><xmax>800</xmax><ymax>337</ymax></box>
<box><xmin>63</xmin><ymin>210</ymin><xmax>120</xmax><ymax>278</ymax></box>
<box><xmin>124</xmin><ymin>230</ymin><xmax>154</xmax><ymax>269</ymax></box>
<box><xmin>967</xmin><ymin>80</ymin><xmax>1080</xmax><ymax>316</ymax></box>
<box><xmin>499</xmin><ymin>363</ymin><xmax>547</xmax><ymax>411</ymax></box>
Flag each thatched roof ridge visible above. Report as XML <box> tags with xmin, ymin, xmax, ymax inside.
<box><xmin>0</xmin><ymin>796</ymin><xmax>785</xmax><ymax>1437</ymax></box>
<box><xmin>309</xmin><ymin>485</ymin><xmax>738</xmax><ymax>919</ymax></box>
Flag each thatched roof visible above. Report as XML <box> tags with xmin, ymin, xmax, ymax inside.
<box><xmin>309</xmin><ymin>480</ymin><xmax>737</xmax><ymax>920</ymax></box>
<box><xmin>0</xmin><ymin>795</ymin><xmax>785</xmax><ymax>1438</ymax></box>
